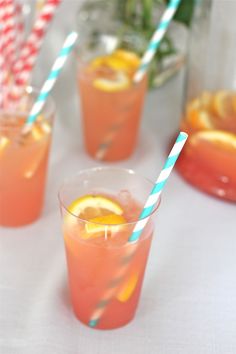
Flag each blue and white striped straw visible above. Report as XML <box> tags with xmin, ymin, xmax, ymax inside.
<box><xmin>133</xmin><ymin>0</ymin><xmax>181</xmax><ymax>83</ymax></box>
<box><xmin>22</xmin><ymin>31</ymin><xmax>78</xmax><ymax>134</ymax></box>
<box><xmin>129</xmin><ymin>131</ymin><xmax>188</xmax><ymax>242</ymax></box>
<box><xmin>88</xmin><ymin>131</ymin><xmax>188</xmax><ymax>328</ymax></box>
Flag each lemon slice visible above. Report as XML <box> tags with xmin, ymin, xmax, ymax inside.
<box><xmin>231</xmin><ymin>95</ymin><xmax>236</xmax><ymax>114</ymax></box>
<box><xmin>191</xmin><ymin>130</ymin><xmax>236</xmax><ymax>151</ymax></box>
<box><xmin>0</xmin><ymin>136</ymin><xmax>10</xmax><ymax>156</ymax></box>
<box><xmin>186</xmin><ymin>100</ymin><xmax>214</xmax><ymax>130</ymax></box>
<box><xmin>211</xmin><ymin>91</ymin><xmax>232</xmax><ymax>119</ymax></box>
<box><xmin>105</xmin><ymin>56</ymin><xmax>130</xmax><ymax>72</ymax></box>
<box><xmin>113</xmin><ymin>49</ymin><xmax>140</xmax><ymax>70</ymax></box>
<box><xmin>117</xmin><ymin>272</ymin><xmax>139</xmax><ymax>302</ymax></box>
<box><xmin>84</xmin><ymin>214</ymin><xmax>127</xmax><ymax>238</ymax></box>
<box><xmin>68</xmin><ymin>195</ymin><xmax>123</xmax><ymax>219</ymax></box>
<box><xmin>93</xmin><ymin>71</ymin><xmax>130</xmax><ymax>92</ymax></box>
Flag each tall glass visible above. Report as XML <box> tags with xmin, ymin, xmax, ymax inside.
<box><xmin>177</xmin><ymin>0</ymin><xmax>236</xmax><ymax>201</ymax></box>
<box><xmin>76</xmin><ymin>2</ymin><xmax>147</xmax><ymax>161</ymax></box>
<box><xmin>59</xmin><ymin>167</ymin><xmax>159</xmax><ymax>330</ymax></box>
<box><xmin>0</xmin><ymin>87</ymin><xmax>54</xmax><ymax>226</ymax></box>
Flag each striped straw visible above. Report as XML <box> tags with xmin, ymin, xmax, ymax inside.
<box><xmin>1</xmin><ymin>0</ymin><xmax>18</xmax><ymax>71</ymax></box>
<box><xmin>88</xmin><ymin>131</ymin><xmax>188</xmax><ymax>327</ymax></box>
<box><xmin>0</xmin><ymin>25</ymin><xmax>4</xmax><ymax>108</ymax></box>
<box><xmin>22</xmin><ymin>31</ymin><xmax>78</xmax><ymax>135</ymax></box>
<box><xmin>14</xmin><ymin>1</ymin><xmax>25</xmax><ymax>53</ymax></box>
<box><xmin>133</xmin><ymin>0</ymin><xmax>181</xmax><ymax>83</ymax></box>
<box><xmin>94</xmin><ymin>0</ymin><xmax>181</xmax><ymax>160</ymax></box>
<box><xmin>12</xmin><ymin>0</ymin><xmax>61</xmax><ymax>87</ymax></box>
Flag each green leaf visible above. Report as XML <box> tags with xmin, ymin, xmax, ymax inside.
<box><xmin>165</xmin><ymin>0</ymin><xmax>195</xmax><ymax>27</ymax></box>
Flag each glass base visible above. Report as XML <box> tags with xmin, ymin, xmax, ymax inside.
<box><xmin>73</xmin><ymin>309</ymin><xmax>136</xmax><ymax>330</ymax></box>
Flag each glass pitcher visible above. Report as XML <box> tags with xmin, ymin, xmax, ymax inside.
<box><xmin>177</xmin><ymin>0</ymin><xmax>236</xmax><ymax>202</ymax></box>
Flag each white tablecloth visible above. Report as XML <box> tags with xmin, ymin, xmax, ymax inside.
<box><xmin>1</xmin><ymin>1</ymin><xmax>236</xmax><ymax>353</ymax></box>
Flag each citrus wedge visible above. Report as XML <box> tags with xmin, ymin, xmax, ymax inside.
<box><xmin>93</xmin><ymin>71</ymin><xmax>130</xmax><ymax>92</ymax></box>
<box><xmin>66</xmin><ymin>195</ymin><xmax>125</xmax><ymax>239</ymax></box>
<box><xmin>191</xmin><ymin>130</ymin><xmax>236</xmax><ymax>151</ymax></box>
<box><xmin>112</xmin><ymin>49</ymin><xmax>140</xmax><ymax>70</ymax></box>
<box><xmin>68</xmin><ymin>195</ymin><xmax>123</xmax><ymax>219</ymax></box>
<box><xmin>117</xmin><ymin>272</ymin><xmax>139</xmax><ymax>302</ymax></box>
<box><xmin>211</xmin><ymin>91</ymin><xmax>233</xmax><ymax>119</ymax></box>
<box><xmin>231</xmin><ymin>95</ymin><xmax>236</xmax><ymax>114</ymax></box>
<box><xmin>84</xmin><ymin>214</ymin><xmax>127</xmax><ymax>238</ymax></box>
<box><xmin>186</xmin><ymin>98</ymin><xmax>214</xmax><ymax>130</ymax></box>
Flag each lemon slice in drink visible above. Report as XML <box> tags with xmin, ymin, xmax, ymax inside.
<box><xmin>68</xmin><ymin>195</ymin><xmax>123</xmax><ymax>218</ymax></box>
<box><xmin>191</xmin><ymin>130</ymin><xmax>236</xmax><ymax>151</ymax></box>
<box><xmin>211</xmin><ymin>91</ymin><xmax>233</xmax><ymax>119</ymax></box>
<box><xmin>117</xmin><ymin>272</ymin><xmax>139</xmax><ymax>302</ymax></box>
<box><xmin>84</xmin><ymin>214</ymin><xmax>127</xmax><ymax>238</ymax></box>
<box><xmin>186</xmin><ymin>98</ymin><xmax>214</xmax><ymax>130</ymax></box>
<box><xmin>66</xmin><ymin>195</ymin><xmax>125</xmax><ymax>238</ymax></box>
<box><xmin>113</xmin><ymin>49</ymin><xmax>141</xmax><ymax>70</ymax></box>
<box><xmin>93</xmin><ymin>71</ymin><xmax>130</xmax><ymax>92</ymax></box>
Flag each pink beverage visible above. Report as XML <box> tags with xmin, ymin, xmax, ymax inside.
<box><xmin>59</xmin><ymin>168</ymin><xmax>159</xmax><ymax>329</ymax></box>
<box><xmin>0</xmin><ymin>87</ymin><xmax>54</xmax><ymax>227</ymax></box>
<box><xmin>77</xmin><ymin>49</ymin><xmax>147</xmax><ymax>161</ymax></box>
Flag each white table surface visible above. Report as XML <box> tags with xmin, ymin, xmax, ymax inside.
<box><xmin>1</xmin><ymin>1</ymin><xmax>236</xmax><ymax>353</ymax></box>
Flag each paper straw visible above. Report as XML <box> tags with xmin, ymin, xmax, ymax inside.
<box><xmin>0</xmin><ymin>25</ymin><xmax>4</xmax><ymax>108</ymax></box>
<box><xmin>12</xmin><ymin>0</ymin><xmax>61</xmax><ymax>86</ymax></box>
<box><xmin>88</xmin><ymin>132</ymin><xmax>188</xmax><ymax>327</ymax></box>
<box><xmin>15</xmin><ymin>1</ymin><xmax>25</xmax><ymax>52</ymax></box>
<box><xmin>22</xmin><ymin>31</ymin><xmax>78</xmax><ymax>135</ymax></box>
<box><xmin>95</xmin><ymin>0</ymin><xmax>181</xmax><ymax>160</ymax></box>
<box><xmin>1</xmin><ymin>0</ymin><xmax>18</xmax><ymax>70</ymax></box>
<box><xmin>133</xmin><ymin>0</ymin><xmax>181</xmax><ymax>83</ymax></box>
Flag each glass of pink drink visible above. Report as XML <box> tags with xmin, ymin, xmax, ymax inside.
<box><xmin>0</xmin><ymin>87</ymin><xmax>55</xmax><ymax>227</ymax></box>
<box><xmin>59</xmin><ymin>167</ymin><xmax>159</xmax><ymax>330</ymax></box>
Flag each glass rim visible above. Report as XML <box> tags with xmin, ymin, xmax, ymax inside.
<box><xmin>0</xmin><ymin>85</ymin><xmax>55</xmax><ymax>128</ymax></box>
<box><xmin>58</xmin><ymin>166</ymin><xmax>161</xmax><ymax>228</ymax></box>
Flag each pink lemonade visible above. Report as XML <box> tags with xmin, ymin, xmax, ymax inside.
<box><xmin>0</xmin><ymin>92</ymin><xmax>54</xmax><ymax>226</ymax></box>
<box><xmin>177</xmin><ymin>90</ymin><xmax>236</xmax><ymax>201</ymax></box>
<box><xmin>77</xmin><ymin>50</ymin><xmax>147</xmax><ymax>161</ymax></box>
<box><xmin>60</xmin><ymin>186</ymin><xmax>155</xmax><ymax>330</ymax></box>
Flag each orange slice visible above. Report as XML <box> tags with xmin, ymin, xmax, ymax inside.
<box><xmin>211</xmin><ymin>91</ymin><xmax>233</xmax><ymax>119</ymax></box>
<box><xmin>68</xmin><ymin>195</ymin><xmax>123</xmax><ymax>218</ymax></box>
<box><xmin>117</xmin><ymin>272</ymin><xmax>139</xmax><ymax>302</ymax></box>
<box><xmin>190</xmin><ymin>130</ymin><xmax>236</xmax><ymax>151</ymax></box>
<box><xmin>186</xmin><ymin>98</ymin><xmax>214</xmax><ymax>130</ymax></box>
<box><xmin>112</xmin><ymin>49</ymin><xmax>140</xmax><ymax>70</ymax></box>
<box><xmin>231</xmin><ymin>95</ymin><xmax>236</xmax><ymax>114</ymax></box>
<box><xmin>93</xmin><ymin>71</ymin><xmax>130</xmax><ymax>92</ymax></box>
<box><xmin>84</xmin><ymin>214</ymin><xmax>127</xmax><ymax>239</ymax></box>
<box><xmin>189</xmin><ymin>130</ymin><xmax>236</xmax><ymax>179</ymax></box>
<box><xmin>66</xmin><ymin>195</ymin><xmax>125</xmax><ymax>239</ymax></box>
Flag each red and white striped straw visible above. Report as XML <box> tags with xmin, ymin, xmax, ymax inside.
<box><xmin>0</xmin><ymin>25</ymin><xmax>5</xmax><ymax>107</ymax></box>
<box><xmin>1</xmin><ymin>0</ymin><xmax>18</xmax><ymax>71</ymax></box>
<box><xmin>14</xmin><ymin>1</ymin><xmax>25</xmax><ymax>53</ymax></box>
<box><xmin>12</xmin><ymin>0</ymin><xmax>61</xmax><ymax>87</ymax></box>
